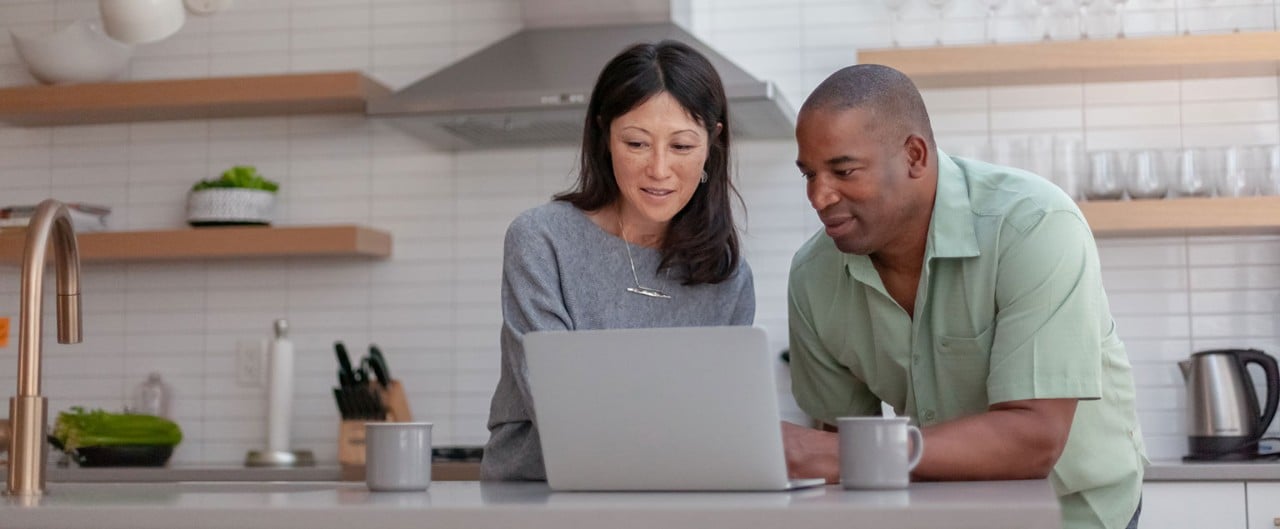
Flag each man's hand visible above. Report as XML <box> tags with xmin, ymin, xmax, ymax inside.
<box><xmin>781</xmin><ymin>421</ymin><xmax>840</xmax><ymax>483</ymax></box>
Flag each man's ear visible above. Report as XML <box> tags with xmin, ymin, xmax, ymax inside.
<box><xmin>904</xmin><ymin>134</ymin><xmax>930</xmax><ymax>179</ymax></box>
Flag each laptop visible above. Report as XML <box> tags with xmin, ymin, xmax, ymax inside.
<box><xmin>523</xmin><ymin>326</ymin><xmax>827</xmax><ymax>492</ymax></box>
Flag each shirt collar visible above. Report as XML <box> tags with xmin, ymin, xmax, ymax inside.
<box><xmin>842</xmin><ymin>149</ymin><xmax>979</xmax><ymax>287</ymax></box>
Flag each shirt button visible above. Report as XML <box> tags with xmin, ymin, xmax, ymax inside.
<box><xmin>922</xmin><ymin>410</ymin><xmax>936</xmax><ymax>422</ymax></box>
<box><xmin>912</xmin><ymin>355</ymin><xmax>921</xmax><ymax>364</ymax></box>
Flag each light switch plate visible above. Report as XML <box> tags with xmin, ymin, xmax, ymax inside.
<box><xmin>184</xmin><ymin>0</ymin><xmax>232</xmax><ymax>16</ymax></box>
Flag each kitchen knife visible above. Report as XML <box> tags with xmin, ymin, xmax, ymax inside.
<box><xmin>365</xmin><ymin>346</ymin><xmax>390</xmax><ymax>388</ymax></box>
<box><xmin>369</xmin><ymin>345</ymin><xmax>391</xmax><ymax>381</ymax></box>
<box><xmin>335</xmin><ymin>341</ymin><xmax>357</xmax><ymax>388</ymax></box>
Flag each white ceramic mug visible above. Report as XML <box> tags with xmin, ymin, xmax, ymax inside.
<box><xmin>365</xmin><ymin>422</ymin><xmax>433</xmax><ymax>492</ymax></box>
<box><xmin>837</xmin><ymin>417</ymin><xmax>924</xmax><ymax>490</ymax></box>
<box><xmin>99</xmin><ymin>0</ymin><xmax>185</xmax><ymax>44</ymax></box>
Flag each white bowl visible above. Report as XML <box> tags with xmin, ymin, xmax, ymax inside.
<box><xmin>10</xmin><ymin>20</ymin><xmax>133</xmax><ymax>85</ymax></box>
<box><xmin>187</xmin><ymin>188</ymin><xmax>277</xmax><ymax>226</ymax></box>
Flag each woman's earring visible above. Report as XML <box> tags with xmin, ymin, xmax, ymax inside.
<box><xmin>700</xmin><ymin>171</ymin><xmax>708</xmax><ymax>184</ymax></box>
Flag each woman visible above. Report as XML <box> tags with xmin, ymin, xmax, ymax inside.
<box><xmin>480</xmin><ymin>40</ymin><xmax>755</xmax><ymax>481</ymax></box>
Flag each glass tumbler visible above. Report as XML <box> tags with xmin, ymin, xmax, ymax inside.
<box><xmin>1173</xmin><ymin>148</ymin><xmax>1213</xmax><ymax>198</ymax></box>
<box><xmin>1255</xmin><ymin>145</ymin><xmax>1280</xmax><ymax>196</ymax></box>
<box><xmin>1216</xmin><ymin>146</ymin><xmax>1256</xmax><ymax>197</ymax></box>
<box><xmin>1125</xmin><ymin>149</ymin><xmax>1169</xmax><ymax>199</ymax></box>
<box><xmin>1085</xmin><ymin>150</ymin><xmax>1124</xmax><ymax>200</ymax></box>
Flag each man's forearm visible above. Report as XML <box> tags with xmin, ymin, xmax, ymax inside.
<box><xmin>911</xmin><ymin>401</ymin><xmax>1075</xmax><ymax>481</ymax></box>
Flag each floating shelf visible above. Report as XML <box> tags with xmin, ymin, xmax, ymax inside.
<box><xmin>0</xmin><ymin>71</ymin><xmax>390</xmax><ymax>126</ymax></box>
<box><xmin>0</xmin><ymin>224</ymin><xmax>392</xmax><ymax>262</ymax></box>
<box><xmin>1079</xmin><ymin>196</ymin><xmax>1280</xmax><ymax>237</ymax></box>
<box><xmin>858</xmin><ymin>32</ymin><xmax>1280</xmax><ymax>88</ymax></box>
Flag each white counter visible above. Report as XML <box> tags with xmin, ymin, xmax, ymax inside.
<box><xmin>1145</xmin><ymin>460</ymin><xmax>1280</xmax><ymax>481</ymax></box>
<box><xmin>0</xmin><ymin>480</ymin><xmax>1061</xmax><ymax>529</ymax></box>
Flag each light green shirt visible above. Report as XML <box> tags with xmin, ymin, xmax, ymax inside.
<box><xmin>788</xmin><ymin>152</ymin><xmax>1148</xmax><ymax>529</ymax></box>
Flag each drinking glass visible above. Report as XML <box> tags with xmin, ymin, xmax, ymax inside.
<box><xmin>1076</xmin><ymin>0</ymin><xmax>1094</xmax><ymax>38</ymax></box>
<box><xmin>884</xmin><ymin>0</ymin><xmax>909</xmax><ymax>47</ymax></box>
<box><xmin>1112</xmin><ymin>0</ymin><xmax>1130</xmax><ymax>37</ymax></box>
<box><xmin>1085</xmin><ymin>150</ymin><xmax>1124</xmax><ymax>200</ymax></box>
<box><xmin>991</xmin><ymin>136</ymin><xmax>1029</xmax><ymax>170</ymax></box>
<box><xmin>926</xmin><ymin>0</ymin><xmax>954</xmax><ymax>45</ymax></box>
<box><xmin>1216</xmin><ymin>146</ymin><xmax>1256</xmax><ymax>197</ymax></box>
<box><xmin>1255</xmin><ymin>146</ymin><xmax>1280</xmax><ymax>196</ymax></box>
<box><xmin>1053</xmin><ymin>136</ymin><xmax>1086</xmax><ymax>200</ymax></box>
<box><xmin>980</xmin><ymin>0</ymin><xmax>1008</xmax><ymax>42</ymax></box>
<box><xmin>1173</xmin><ymin>148</ymin><xmax>1213</xmax><ymax>197</ymax></box>
<box><xmin>1125</xmin><ymin>149</ymin><xmax>1169</xmax><ymax>199</ymax></box>
<box><xmin>1036</xmin><ymin>0</ymin><xmax>1060</xmax><ymax>40</ymax></box>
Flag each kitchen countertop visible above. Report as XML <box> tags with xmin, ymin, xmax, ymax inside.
<box><xmin>1145</xmin><ymin>459</ymin><xmax>1280</xmax><ymax>481</ymax></box>
<box><xmin>44</xmin><ymin>462</ymin><xmax>480</xmax><ymax>482</ymax></box>
<box><xmin>0</xmin><ymin>480</ymin><xmax>1062</xmax><ymax>529</ymax></box>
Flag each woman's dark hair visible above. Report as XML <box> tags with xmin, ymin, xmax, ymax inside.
<box><xmin>555</xmin><ymin>39</ymin><xmax>741</xmax><ymax>286</ymax></box>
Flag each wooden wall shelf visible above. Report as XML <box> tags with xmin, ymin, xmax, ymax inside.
<box><xmin>0</xmin><ymin>225</ymin><xmax>392</xmax><ymax>262</ymax></box>
<box><xmin>858</xmin><ymin>32</ymin><xmax>1280</xmax><ymax>88</ymax></box>
<box><xmin>0</xmin><ymin>71</ymin><xmax>390</xmax><ymax>126</ymax></box>
<box><xmin>1080</xmin><ymin>196</ymin><xmax>1280</xmax><ymax>237</ymax></box>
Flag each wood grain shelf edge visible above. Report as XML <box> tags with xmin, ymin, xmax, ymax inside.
<box><xmin>0</xmin><ymin>71</ymin><xmax>390</xmax><ymax>126</ymax></box>
<box><xmin>0</xmin><ymin>224</ymin><xmax>392</xmax><ymax>262</ymax></box>
<box><xmin>858</xmin><ymin>32</ymin><xmax>1280</xmax><ymax>88</ymax></box>
<box><xmin>1080</xmin><ymin>196</ymin><xmax>1280</xmax><ymax>237</ymax></box>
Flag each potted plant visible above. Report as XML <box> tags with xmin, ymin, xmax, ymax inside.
<box><xmin>186</xmin><ymin>165</ymin><xmax>279</xmax><ymax>226</ymax></box>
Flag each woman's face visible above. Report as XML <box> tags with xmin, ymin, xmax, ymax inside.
<box><xmin>608</xmin><ymin>91</ymin><xmax>713</xmax><ymax>232</ymax></box>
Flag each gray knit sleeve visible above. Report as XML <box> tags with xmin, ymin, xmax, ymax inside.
<box><xmin>730</xmin><ymin>260</ymin><xmax>755</xmax><ymax>326</ymax></box>
<box><xmin>498</xmin><ymin>211</ymin><xmax>572</xmax><ymax>414</ymax></box>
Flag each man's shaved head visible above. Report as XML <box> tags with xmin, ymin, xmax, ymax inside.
<box><xmin>800</xmin><ymin>64</ymin><xmax>934</xmax><ymax>149</ymax></box>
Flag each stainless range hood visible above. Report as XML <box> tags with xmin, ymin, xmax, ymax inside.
<box><xmin>366</xmin><ymin>0</ymin><xmax>795</xmax><ymax>150</ymax></box>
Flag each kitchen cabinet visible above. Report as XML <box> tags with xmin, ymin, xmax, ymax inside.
<box><xmin>858</xmin><ymin>31</ymin><xmax>1280</xmax><ymax>88</ymax></box>
<box><xmin>1247</xmin><ymin>482</ymin><xmax>1280</xmax><ymax>529</ymax></box>
<box><xmin>1140</xmin><ymin>481</ymin><xmax>1247</xmax><ymax>529</ymax></box>
<box><xmin>0</xmin><ymin>224</ymin><xmax>392</xmax><ymax>262</ymax></box>
<box><xmin>0</xmin><ymin>71</ymin><xmax>388</xmax><ymax>126</ymax></box>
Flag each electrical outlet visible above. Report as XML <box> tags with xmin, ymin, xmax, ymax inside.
<box><xmin>236</xmin><ymin>338</ymin><xmax>266</xmax><ymax>388</ymax></box>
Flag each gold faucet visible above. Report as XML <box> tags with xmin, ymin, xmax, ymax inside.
<box><xmin>6</xmin><ymin>199</ymin><xmax>82</xmax><ymax>496</ymax></box>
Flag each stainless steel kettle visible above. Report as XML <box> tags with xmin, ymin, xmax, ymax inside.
<box><xmin>1178</xmin><ymin>348</ymin><xmax>1280</xmax><ymax>460</ymax></box>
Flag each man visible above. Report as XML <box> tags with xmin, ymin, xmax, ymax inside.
<box><xmin>783</xmin><ymin>64</ymin><xmax>1147</xmax><ymax>529</ymax></box>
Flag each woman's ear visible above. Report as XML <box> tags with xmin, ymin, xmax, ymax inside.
<box><xmin>712</xmin><ymin>122</ymin><xmax>724</xmax><ymax>139</ymax></box>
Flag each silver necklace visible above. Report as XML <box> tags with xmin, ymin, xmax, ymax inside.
<box><xmin>619</xmin><ymin>215</ymin><xmax>671</xmax><ymax>300</ymax></box>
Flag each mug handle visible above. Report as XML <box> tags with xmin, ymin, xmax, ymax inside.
<box><xmin>906</xmin><ymin>425</ymin><xmax>924</xmax><ymax>471</ymax></box>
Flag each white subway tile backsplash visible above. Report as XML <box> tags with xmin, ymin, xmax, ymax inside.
<box><xmin>1085</xmin><ymin>104</ymin><xmax>1182</xmax><ymax>129</ymax></box>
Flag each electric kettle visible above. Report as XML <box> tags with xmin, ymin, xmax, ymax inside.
<box><xmin>1178</xmin><ymin>348</ymin><xmax>1280</xmax><ymax>460</ymax></box>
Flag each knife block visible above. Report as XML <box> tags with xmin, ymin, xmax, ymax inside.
<box><xmin>338</xmin><ymin>378</ymin><xmax>413</xmax><ymax>480</ymax></box>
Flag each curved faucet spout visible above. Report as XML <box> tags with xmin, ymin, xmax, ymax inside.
<box><xmin>7</xmin><ymin>199</ymin><xmax>82</xmax><ymax>496</ymax></box>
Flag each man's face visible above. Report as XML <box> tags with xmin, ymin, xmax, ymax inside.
<box><xmin>795</xmin><ymin>107</ymin><xmax>913</xmax><ymax>256</ymax></box>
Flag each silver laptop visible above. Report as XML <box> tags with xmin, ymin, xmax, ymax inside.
<box><xmin>524</xmin><ymin>326</ymin><xmax>826</xmax><ymax>492</ymax></box>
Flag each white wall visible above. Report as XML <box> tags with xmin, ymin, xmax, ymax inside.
<box><xmin>0</xmin><ymin>0</ymin><xmax>1277</xmax><ymax>464</ymax></box>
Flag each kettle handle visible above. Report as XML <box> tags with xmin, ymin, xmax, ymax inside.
<box><xmin>1236</xmin><ymin>349</ymin><xmax>1280</xmax><ymax>440</ymax></box>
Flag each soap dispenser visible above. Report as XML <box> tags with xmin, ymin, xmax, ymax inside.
<box><xmin>131</xmin><ymin>372</ymin><xmax>171</xmax><ymax>418</ymax></box>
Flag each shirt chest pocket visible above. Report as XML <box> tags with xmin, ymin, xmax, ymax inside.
<box><xmin>934</xmin><ymin>325</ymin><xmax>994</xmax><ymax>357</ymax></box>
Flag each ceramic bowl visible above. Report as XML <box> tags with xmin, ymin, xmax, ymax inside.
<box><xmin>10</xmin><ymin>20</ymin><xmax>133</xmax><ymax>85</ymax></box>
<box><xmin>187</xmin><ymin>188</ymin><xmax>277</xmax><ymax>226</ymax></box>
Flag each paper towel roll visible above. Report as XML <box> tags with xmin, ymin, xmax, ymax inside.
<box><xmin>266</xmin><ymin>320</ymin><xmax>294</xmax><ymax>453</ymax></box>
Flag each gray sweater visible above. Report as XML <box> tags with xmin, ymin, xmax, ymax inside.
<box><xmin>480</xmin><ymin>200</ymin><xmax>755</xmax><ymax>481</ymax></box>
